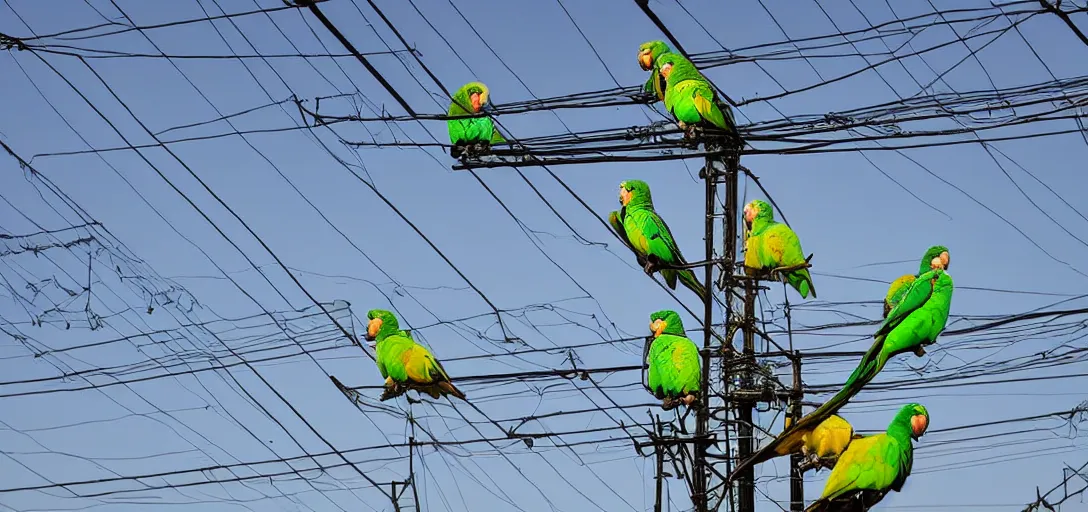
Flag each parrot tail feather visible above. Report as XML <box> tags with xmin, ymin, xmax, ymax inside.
<box><xmin>438</xmin><ymin>381</ymin><xmax>468</xmax><ymax>401</ymax></box>
<box><xmin>678</xmin><ymin>269</ymin><xmax>709</xmax><ymax>302</ymax></box>
<box><xmin>787</xmin><ymin>270</ymin><xmax>816</xmax><ymax>299</ymax></box>
<box><xmin>662</xmin><ymin>269</ymin><xmax>679</xmax><ymax>290</ymax></box>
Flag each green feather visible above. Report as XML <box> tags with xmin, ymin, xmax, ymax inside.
<box><xmin>805</xmin><ymin>404</ymin><xmax>928</xmax><ymax>511</ymax></box>
<box><xmin>367</xmin><ymin>309</ymin><xmax>466</xmax><ymax>400</ymax></box>
<box><xmin>885</xmin><ymin>246</ymin><xmax>948</xmax><ymax>317</ymax></box>
<box><xmin>743</xmin><ymin>199</ymin><xmax>815</xmax><ymax>299</ymax></box>
<box><xmin>646</xmin><ymin>310</ymin><xmax>700</xmax><ymax>399</ymax></box>
<box><xmin>448</xmin><ymin>82</ymin><xmax>504</xmax><ymax>154</ymax></box>
<box><xmin>609</xmin><ymin>180</ymin><xmax>708</xmax><ymax>302</ymax></box>
<box><xmin>656</xmin><ymin>52</ymin><xmax>738</xmax><ymax>135</ymax></box>
<box><xmin>727</xmin><ymin>273</ymin><xmax>949</xmax><ymax>485</ymax></box>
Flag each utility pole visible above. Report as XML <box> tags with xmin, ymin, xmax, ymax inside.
<box><xmin>737</xmin><ymin>279</ymin><xmax>757</xmax><ymax>512</ymax></box>
<box><xmin>689</xmin><ymin>147</ymin><xmax>798</xmax><ymax>512</ymax></box>
<box><xmin>790</xmin><ymin>356</ymin><xmax>804</xmax><ymax>511</ymax></box>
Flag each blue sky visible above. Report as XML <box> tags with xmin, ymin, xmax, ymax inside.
<box><xmin>2</xmin><ymin>0</ymin><xmax>1088</xmax><ymax>510</ymax></box>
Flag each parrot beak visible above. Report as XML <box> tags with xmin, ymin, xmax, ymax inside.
<box><xmin>470</xmin><ymin>92</ymin><xmax>481</xmax><ymax>112</ymax></box>
<box><xmin>940</xmin><ymin>251</ymin><xmax>950</xmax><ymax>270</ymax></box>
<box><xmin>930</xmin><ymin>256</ymin><xmax>942</xmax><ymax>270</ymax></box>
<box><xmin>659</xmin><ymin>62</ymin><xmax>673</xmax><ymax>79</ymax></box>
<box><xmin>619</xmin><ymin>187</ymin><xmax>631</xmax><ymax>206</ymax></box>
<box><xmin>743</xmin><ymin>204</ymin><xmax>755</xmax><ymax>227</ymax></box>
<box><xmin>649</xmin><ymin>319</ymin><xmax>664</xmax><ymax>337</ymax></box>
<box><xmin>910</xmin><ymin>414</ymin><xmax>929</xmax><ymax>439</ymax></box>
<box><xmin>639</xmin><ymin>50</ymin><xmax>653</xmax><ymax>71</ymax></box>
<box><xmin>365</xmin><ymin>318</ymin><xmax>382</xmax><ymax>341</ymax></box>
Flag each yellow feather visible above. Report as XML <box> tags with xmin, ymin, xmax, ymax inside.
<box><xmin>806</xmin><ymin>415</ymin><xmax>854</xmax><ymax>459</ymax></box>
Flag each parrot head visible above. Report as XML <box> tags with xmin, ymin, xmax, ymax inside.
<box><xmin>638</xmin><ymin>40</ymin><xmax>671</xmax><ymax>71</ymax></box>
<box><xmin>453</xmin><ymin>81</ymin><xmax>491</xmax><ymax>114</ymax></box>
<box><xmin>898</xmin><ymin>403</ymin><xmax>930</xmax><ymax>440</ymax></box>
<box><xmin>649</xmin><ymin>310</ymin><xmax>685</xmax><ymax>337</ymax></box>
<box><xmin>742</xmin><ymin>199</ymin><xmax>773</xmax><ymax>229</ymax></box>
<box><xmin>364</xmin><ymin>309</ymin><xmax>399</xmax><ymax>346</ymax></box>
<box><xmin>618</xmin><ymin>179</ymin><xmax>653</xmax><ymax>208</ymax></box>
<box><xmin>922</xmin><ymin>245</ymin><xmax>950</xmax><ymax>272</ymax></box>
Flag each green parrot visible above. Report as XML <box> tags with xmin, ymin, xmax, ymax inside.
<box><xmin>805</xmin><ymin>403</ymin><xmax>930</xmax><ymax>512</ymax></box>
<box><xmin>742</xmin><ymin>199</ymin><xmax>816</xmax><ymax>299</ymax></box>
<box><xmin>637</xmin><ymin>40</ymin><xmax>672</xmax><ymax>103</ymax></box>
<box><xmin>448</xmin><ymin>81</ymin><xmax>505</xmax><ymax>159</ymax></box>
<box><xmin>646</xmin><ymin>310</ymin><xmax>700</xmax><ymax>410</ymax></box>
<box><xmin>364</xmin><ymin>309</ymin><xmax>467</xmax><ymax>402</ymax></box>
<box><xmin>885</xmin><ymin>246</ymin><xmax>949</xmax><ymax>318</ymax></box>
<box><xmin>608</xmin><ymin>180</ymin><xmax>709</xmax><ymax>302</ymax></box>
<box><xmin>727</xmin><ymin>259</ymin><xmax>950</xmax><ymax>485</ymax></box>
<box><xmin>656</xmin><ymin>52</ymin><xmax>739</xmax><ymax>142</ymax></box>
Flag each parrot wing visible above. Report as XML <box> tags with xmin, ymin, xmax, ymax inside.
<box><xmin>609</xmin><ymin>209</ymin><xmax>637</xmax><ymax>251</ymax></box>
<box><xmin>876</xmin><ymin>269</ymin><xmax>937</xmax><ymax>338</ymax></box>
<box><xmin>662</xmin><ymin>334</ymin><xmax>700</xmax><ymax>395</ymax></box>
<box><xmin>402</xmin><ymin>342</ymin><xmax>452</xmax><ymax>385</ymax></box>
<box><xmin>375</xmin><ymin>349</ymin><xmax>389</xmax><ymax>379</ymax></box>
<box><xmin>884</xmin><ymin>274</ymin><xmax>916</xmax><ymax>319</ymax></box>
<box><xmin>401</xmin><ymin>339</ymin><xmax>467</xmax><ymax>401</ymax></box>
<box><xmin>638</xmin><ymin>209</ymin><xmax>686</xmax><ymax>266</ymax></box>
<box><xmin>693</xmin><ymin>90</ymin><xmax>730</xmax><ymax>133</ymax></box>
<box><xmin>760</xmin><ymin>224</ymin><xmax>806</xmax><ymax>268</ymax></box>
<box><xmin>448</xmin><ymin>119</ymin><xmax>468</xmax><ymax>146</ymax></box>
<box><xmin>818</xmin><ymin>434</ymin><xmax>902</xmax><ymax>502</ymax></box>
<box><xmin>760</xmin><ymin>225</ymin><xmax>816</xmax><ymax>298</ymax></box>
<box><xmin>643</xmin><ymin>69</ymin><xmax>666</xmax><ymax>102</ymax></box>
<box><xmin>488</xmin><ymin>119</ymin><xmax>506</xmax><ymax>144</ymax></box>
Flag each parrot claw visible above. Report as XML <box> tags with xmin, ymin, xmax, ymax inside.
<box><xmin>913</xmin><ymin>346</ymin><xmax>927</xmax><ymax>357</ymax></box>
<box><xmin>798</xmin><ymin>453</ymin><xmax>832</xmax><ymax>473</ymax></box>
<box><xmin>661</xmin><ymin>397</ymin><xmax>677</xmax><ymax>411</ymax></box>
<box><xmin>379</xmin><ymin>379</ymin><xmax>407</xmax><ymax>402</ymax></box>
<box><xmin>680</xmin><ymin>125</ymin><xmax>701</xmax><ymax>149</ymax></box>
<box><xmin>454</xmin><ymin>141</ymin><xmax>492</xmax><ymax>161</ymax></box>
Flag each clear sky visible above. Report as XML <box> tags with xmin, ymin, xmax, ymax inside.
<box><xmin>2</xmin><ymin>0</ymin><xmax>1088</xmax><ymax>511</ymax></box>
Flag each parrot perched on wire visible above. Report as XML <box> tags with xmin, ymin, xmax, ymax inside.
<box><xmin>727</xmin><ymin>255</ymin><xmax>950</xmax><ymax>485</ymax></box>
<box><xmin>364</xmin><ymin>309</ymin><xmax>467</xmax><ymax>402</ymax></box>
<box><xmin>743</xmin><ymin>199</ymin><xmax>816</xmax><ymax>299</ymax></box>
<box><xmin>448</xmin><ymin>81</ymin><xmax>505</xmax><ymax>159</ymax></box>
<box><xmin>645</xmin><ymin>310</ymin><xmax>701</xmax><ymax>410</ymax></box>
<box><xmin>884</xmin><ymin>246</ymin><xmax>949</xmax><ymax>318</ymax></box>
<box><xmin>608</xmin><ymin>179</ymin><xmax>708</xmax><ymax>302</ymax></box>
<box><xmin>637</xmin><ymin>40</ymin><xmax>672</xmax><ymax>103</ymax></box>
<box><xmin>805</xmin><ymin>403</ymin><xmax>930</xmax><ymax>512</ymax></box>
<box><xmin>655</xmin><ymin>52</ymin><xmax>739</xmax><ymax>143</ymax></box>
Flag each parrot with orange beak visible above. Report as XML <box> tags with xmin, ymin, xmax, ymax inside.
<box><xmin>448</xmin><ymin>81</ymin><xmax>505</xmax><ymax>159</ymax></box>
<box><xmin>637</xmin><ymin>40</ymin><xmax>672</xmax><ymax>103</ymax></box>
<box><xmin>608</xmin><ymin>179</ymin><xmax>708</xmax><ymax>302</ymax></box>
<box><xmin>804</xmin><ymin>403</ymin><xmax>930</xmax><ymax>512</ymax></box>
<box><xmin>365</xmin><ymin>309</ymin><xmax>466</xmax><ymax>402</ymax></box>
<box><xmin>656</xmin><ymin>52</ymin><xmax>739</xmax><ymax>144</ymax></box>
<box><xmin>645</xmin><ymin>310</ymin><xmax>700</xmax><ymax>410</ymax></box>
<box><xmin>743</xmin><ymin>199</ymin><xmax>816</xmax><ymax>299</ymax></box>
<box><xmin>884</xmin><ymin>246</ymin><xmax>950</xmax><ymax>318</ymax></box>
